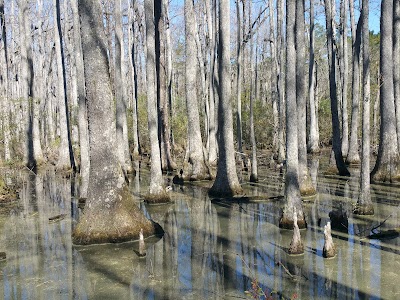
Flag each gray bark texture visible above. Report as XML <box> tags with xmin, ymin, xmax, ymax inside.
<box><xmin>394</xmin><ymin>0</ymin><xmax>400</xmax><ymax>151</ymax></box>
<box><xmin>354</xmin><ymin>0</ymin><xmax>373</xmax><ymax>215</ymax></box>
<box><xmin>71</xmin><ymin>0</ymin><xmax>90</xmax><ymax>199</ymax></box>
<box><xmin>324</xmin><ymin>0</ymin><xmax>350</xmax><ymax>176</ymax></box>
<box><xmin>340</xmin><ymin>0</ymin><xmax>349</xmax><ymax>157</ymax></box>
<box><xmin>73</xmin><ymin>0</ymin><xmax>157</xmax><ymax>245</ymax></box>
<box><xmin>182</xmin><ymin>0</ymin><xmax>210</xmax><ymax>181</ymax></box>
<box><xmin>296</xmin><ymin>0</ymin><xmax>315</xmax><ymax>196</ymax></box>
<box><xmin>209</xmin><ymin>0</ymin><xmax>242</xmax><ymax>197</ymax></box>
<box><xmin>279</xmin><ymin>0</ymin><xmax>306</xmax><ymax>230</ymax></box>
<box><xmin>54</xmin><ymin>0</ymin><xmax>75</xmax><ymax>171</ymax></box>
<box><xmin>346</xmin><ymin>0</ymin><xmax>361</xmax><ymax>165</ymax></box>
<box><xmin>371</xmin><ymin>0</ymin><xmax>400</xmax><ymax>182</ymax></box>
<box><xmin>144</xmin><ymin>0</ymin><xmax>170</xmax><ymax>203</ymax></box>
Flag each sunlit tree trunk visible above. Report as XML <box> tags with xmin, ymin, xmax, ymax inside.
<box><xmin>0</xmin><ymin>0</ymin><xmax>10</xmax><ymax>161</ymax></box>
<box><xmin>371</xmin><ymin>0</ymin><xmax>400</xmax><ymax>182</ymax></box>
<box><xmin>346</xmin><ymin>0</ymin><xmax>361</xmax><ymax>165</ymax></box>
<box><xmin>73</xmin><ymin>0</ymin><xmax>158</xmax><ymax>245</ymax></box>
<box><xmin>280</xmin><ymin>0</ymin><xmax>306</xmax><ymax>230</ymax></box>
<box><xmin>236</xmin><ymin>0</ymin><xmax>243</xmax><ymax>155</ymax></box>
<box><xmin>276</xmin><ymin>0</ymin><xmax>285</xmax><ymax>163</ymax></box>
<box><xmin>144</xmin><ymin>0</ymin><xmax>170</xmax><ymax>202</ymax></box>
<box><xmin>115</xmin><ymin>0</ymin><xmax>132</xmax><ymax>174</ymax></box>
<box><xmin>129</xmin><ymin>0</ymin><xmax>140</xmax><ymax>156</ymax></box>
<box><xmin>71</xmin><ymin>0</ymin><xmax>89</xmax><ymax>199</ymax></box>
<box><xmin>354</xmin><ymin>0</ymin><xmax>373</xmax><ymax>215</ymax></box>
<box><xmin>296</xmin><ymin>0</ymin><xmax>315</xmax><ymax>196</ymax></box>
<box><xmin>209</xmin><ymin>0</ymin><xmax>242</xmax><ymax>197</ymax></box>
<box><xmin>324</xmin><ymin>0</ymin><xmax>350</xmax><ymax>176</ymax></box>
<box><xmin>54</xmin><ymin>0</ymin><xmax>75</xmax><ymax>171</ymax></box>
<box><xmin>183</xmin><ymin>0</ymin><xmax>210</xmax><ymax>181</ymax></box>
<box><xmin>394</xmin><ymin>0</ymin><xmax>400</xmax><ymax>151</ymax></box>
<box><xmin>339</xmin><ymin>0</ymin><xmax>349</xmax><ymax>157</ymax></box>
<box><xmin>307</xmin><ymin>0</ymin><xmax>320</xmax><ymax>154</ymax></box>
<box><xmin>249</xmin><ymin>17</ymin><xmax>257</xmax><ymax>182</ymax></box>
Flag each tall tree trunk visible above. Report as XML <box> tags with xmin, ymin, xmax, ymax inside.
<box><xmin>340</xmin><ymin>0</ymin><xmax>349</xmax><ymax>157</ymax></box>
<box><xmin>296</xmin><ymin>0</ymin><xmax>315</xmax><ymax>196</ymax></box>
<box><xmin>324</xmin><ymin>0</ymin><xmax>350</xmax><ymax>176</ymax></box>
<box><xmin>183</xmin><ymin>0</ymin><xmax>211</xmax><ymax>181</ymax></box>
<box><xmin>115</xmin><ymin>0</ymin><xmax>132</xmax><ymax>174</ymax></box>
<box><xmin>394</xmin><ymin>0</ymin><xmax>400</xmax><ymax>151</ymax></box>
<box><xmin>280</xmin><ymin>0</ymin><xmax>306</xmax><ymax>230</ymax></box>
<box><xmin>276</xmin><ymin>0</ymin><xmax>285</xmax><ymax>163</ymax></box>
<box><xmin>354</xmin><ymin>0</ymin><xmax>373</xmax><ymax>215</ymax></box>
<box><xmin>206</xmin><ymin>0</ymin><xmax>218</xmax><ymax>166</ymax></box>
<box><xmin>144</xmin><ymin>0</ymin><xmax>170</xmax><ymax>202</ymax></box>
<box><xmin>346</xmin><ymin>0</ymin><xmax>362</xmax><ymax>164</ymax></box>
<box><xmin>236</xmin><ymin>0</ymin><xmax>243</xmax><ymax>155</ymax></box>
<box><xmin>371</xmin><ymin>0</ymin><xmax>400</xmax><ymax>182</ymax></box>
<box><xmin>155</xmin><ymin>0</ymin><xmax>176</xmax><ymax>172</ymax></box>
<box><xmin>71</xmin><ymin>0</ymin><xmax>89</xmax><ymax>199</ymax></box>
<box><xmin>307</xmin><ymin>0</ymin><xmax>319</xmax><ymax>154</ymax></box>
<box><xmin>249</xmin><ymin>37</ymin><xmax>258</xmax><ymax>183</ymax></box>
<box><xmin>209</xmin><ymin>0</ymin><xmax>242</xmax><ymax>197</ymax></box>
<box><xmin>73</xmin><ymin>0</ymin><xmax>158</xmax><ymax>245</ymax></box>
<box><xmin>0</xmin><ymin>0</ymin><xmax>10</xmax><ymax>161</ymax></box>
<box><xmin>54</xmin><ymin>0</ymin><xmax>75</xmax><ymax>171</ymax></box>
<box><xmin>129</xmin><ymin>0</ymin><xmax>140</xmax><ymax>156</ymax></box>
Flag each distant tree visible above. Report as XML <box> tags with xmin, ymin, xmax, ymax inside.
<box><xmin>324</xmin><ymin>0</ymin><xmax>350</xmax><ymax>176</ymax></box>
<box><xmin>182</xmin><ymin>0</ymin><xmax>211</xmax><ymax>181</ymax></box>
<box><xmin>354</xmin><ymin>0</ymin><xmax>373</xmax><ymax>215</ymax></box>
<box><xmin>73</xmin><ymin>0</ymin><xmax>157</xmax><ymax>245</ymax></box>
<box><xmin>209</xmin><ymin>0</ymin><xmax>242</xmax><ymax>197</ymax></box>
<box><xmin>279</xmin><ymin>0</ymin><xmax>306</xmax><ymax>230</ymax></box>
<box><xmin>144</xmin><ymin>0</ymin><xmax>170</xmax><ymax>202</ymax></box>
<box><xmin>371</xmin><ymin>0</ymin><xmax>400</xmax><ymax>182</ymax></box>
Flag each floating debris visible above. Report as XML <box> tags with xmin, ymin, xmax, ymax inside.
<box><xmin>48</xmin><ymin>214</ymin><xmax>67</xmax><ymax>223</ymax></box>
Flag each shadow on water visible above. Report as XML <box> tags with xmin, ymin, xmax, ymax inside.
<box><xmin>0</xmin><ymin>155</ymin><xmax>400</xmax><ymax>299</ymax></box>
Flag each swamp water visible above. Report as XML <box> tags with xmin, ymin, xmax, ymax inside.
<box><xmin>0</xmin><ymin>157</ymin><xmax>400</xmax><ymax>300</ymax></box>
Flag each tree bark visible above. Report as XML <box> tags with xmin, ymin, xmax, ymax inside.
<box><xmin>279</xmin><ymin>0</ymin><xmax>306</xmax><ymax>230</ymax></box>
<box><xmin>73</xmin><ymin>0</ymin><xmax>158</xmax><ymax>245</ymax></box>
<box><xmin>209</xmin><ymin>0</ymin><xmax>242</xmax><ymax>197</ymax></box>
<box><xmin>394</xmin><ymin>0</ymin><xmax>400</xmax><ymax>151</ymax></box>
<box><xmin>236</xmin><ymin>0</ymin><xmax>243</xmax><ymax>155</ymax></box>
<box><xmin>296</xmin><ymin>0</ymin><xmax>315</xmax><ymax>196</ymax></box>
<box><xmin>346</xmin><ymin>0</ymin><xmax>362</xmax><ymax>165</ymax></box>
<box><xmin>144</xmin><ymin>0</ymin><xmax>170</xmax><ymax>202</ymax></box>
<box><xmin>308</xmin><ymin>0</ymin><xmax>320</xmax><ymax>154</ymax></box>
<box><xmin>324</xmin><ymin>0</ymin><xmax>350</xmax><ymax>176</ymax></box>
<box><xmin>71</xmin><ymin>0</ymin><xmax>90</xmax><ymax>199</ymax></box>
<box><xmin>276</xmin><ymin>0</ymin><xmax>285</xmax><ymax>163</ymax></box>
<box><xmin>354</xmin><ymin>0</ymin><xmax>373</xmax><ymax>215</ymax></box>
<box><xmin>371</xmin><ymin>0</ymin><xmax>400</xmax><ymax>182</ymax></box>
<box><xmin>54</xmin><ymin>0</ymin><xmax>75</xmax><ymax>171</ymax></box>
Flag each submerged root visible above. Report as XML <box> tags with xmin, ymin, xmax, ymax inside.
<box><xmin>288</xmin><ymin>209</ymin><xmax>304</xmax><ymax>255</ymax></box>
<box><xmin>144</xmin><ymin>191</ymin><xmax>171</xmax><ymax>204</ymax></box>
<box><xmin>323</xmin><ymin>222</ymin><xmax>336</xmax><ymax>258</ymax></box>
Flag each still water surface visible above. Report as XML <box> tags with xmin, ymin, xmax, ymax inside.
<box><xmin>0</xmin><ymin>157</ymin><xmax>400</xmax><ymax>299</ymax></box>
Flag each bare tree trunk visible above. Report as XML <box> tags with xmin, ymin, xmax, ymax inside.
<box><xmin>371</xmin><ymin>0</ymin><xmax>400</xmax><ymax>182</ymax></box>
<box><xmin>308</xmin><ymin>0</ymin><xmax>320</xmax><ymax>154</ymax></box>
<box><xmin>236</xmin><ymin>0</ymin><xmax>243</xmax><ymax>155</ymax></box>
<box><xmin>183</xmin><ymin>0</ymin><xmax>211</xmax><ymax>181</ymax></box>
<box><xmin>73</xmin><ymin>0</ymin><xmax>158</xmax><ymax>245</ymax></box>
<box><xmin>129</xmin><ymin>0</ymin><xmax>140</xmax><ymax>156</ymax></box>
<box><xmin>324</xmin><ymin>0</ymin><xmax>350</xmax><ymax>176</ymax></box>
<box><xmin>0</xmin><ymin>0</ymin><xmax>10</xmax><ymax>161</ymax></box>
<box><xmin>346</xmin><ymin>0</ymin><xmax>361</xmax><ymax>164</ymax></box>
<box><xmin>144</xmin><ymin>0</ymin><xmax>170</xmax><ymax>203</ymax></box>
<box><xmin>276</xmin><ymin>0</ymin><xmax>285</xmax><ymax>163</ymax></box>
<box><xmin>340</xmin><ymin>0</ymin><xmax>349</xmax><ymax>157</ymax></box>
<box><xmin>280</xmin><ymin>0</ymin><xmax>306</xmax><ymax>230</ymax></box>
<box><xmin>249</xmin><ymin>14</ymin><xmax>257</xmax><ymax>183</ymax></box>
<box><xmin>354</xmin><ymin>0</ymin><xmax>373</xmax><ymax>215</ymax></box>
<box><xmin>209</xmin><ymin>0</ymin><xmax>242</xmax><ymax>197</ymax></box>
<box><xmin>71</xmin><ymin>0</ymin><xmax>89</xmax><ymax>199</ymax></box>
<box><xmin>115</xmin><ymin>0</ymin><xmax>132</xmax><ymax>174</ymax></box>
<box><xmin>54</xmin><ymin>0</ymin><xmax>75</xmax><ymax>171</ymax></box>
<box><xmin>394</xmin><ymin>0</ymin><xmax>400</xmax><ymax>151</ymax></box>
<box><xmin>206</xmin><ymin>0</ymin><xmax>218</xmax><ymax>166</ymax></box>
<box><xmin>296</xmin><ymin>0</ymin><xmax>315</xmax><ymax>196</ymax></box>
